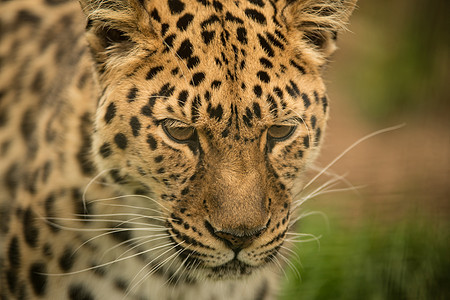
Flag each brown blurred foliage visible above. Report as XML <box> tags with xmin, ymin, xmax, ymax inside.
<box><xmin>312</xmin><ymin>0</ymin><xmax>450</xmax><ymax>224</ymax></box>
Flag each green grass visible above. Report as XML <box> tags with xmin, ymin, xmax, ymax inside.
<box><xmin>280</xmin><ymin>214</ymin><xmax>450</xmax><ymax>300</ymax></box>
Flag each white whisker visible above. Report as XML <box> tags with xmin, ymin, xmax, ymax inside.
<box><xmin>45</xmin><ymin>241</ymin><xmax>175</xmax><ymax>276</ymax></box>
<box><xmin>101</xmin><ymin>233</ymin><xmax>170</xmax><ymax>257</ymax></box>
<box><xmin>289</xmin><ymin>211</ymin><xmax>329</xmax><ymax>229</ymax></box>
<box><xmin>88</xmin><ymin>194</ymin><xmax>170</xmax><ymax>212</ymax></box>
<box><xmin>278</xmin><ymin>252</ymin><xmax>301</xmax><ymax>280</ymax></box>
<box><xmin>82</xmin><ymin>168</ymin><xmax>115</xmax><ymax>211</ymax></box>
<box><xmin>126</xmin><ymin>241</ymin><xmax>185</xmax><ymax>298</ymax></box>
<box><xmin>303</xmin><ymin>124</ymin><xmax>405</xmax><ymax>191</ymax></box>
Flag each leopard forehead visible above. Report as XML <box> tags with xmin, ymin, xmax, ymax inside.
<box><xmin>92</xmin><ymin>0</ymin><xmax>329</xmax><ymax>130</ymax></box>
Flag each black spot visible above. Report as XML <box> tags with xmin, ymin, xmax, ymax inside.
<box><xmin>157</xmin><ymin>83</ymin><xmax>176</xmax><ymax>97</ymax></box>
<box><xmin>157</xmin><ymin>23</ymin><xmax>168</xmax><ymax>36</ymax></box>
<box><xmin>257</xmin><ymin>34</ymin><xmax>274</xmax><ymax>57</ymax></box>
<box><xmin>99</xmin><ymin>143</ymin><xmax>112</xmax><ymax>158</ymax></box>
<box><xmin>8</xmin><ymin>236</ymin><xmax>20</xmax><ymax>269</ymax></box>
<box><xmin>225</xmin><ymin>12</ymin><xmax>244</xmax><ymax>24</ymax></box>
<box><xmin>321</xmin><ymin>96</ymin><xmax>328</xmax><ymax>113</ymax></box>
<box><xmin>286</xmin><ymin>84</ymin><xmax>297</xmax><ymax>99</ymax></box>
<box><xmin>0</xmin><ymin>109</ymin><xmax>7</xmax><ymax>127</ymax></box>
<box><xmin>314</xmin><ymin>127</ymin><xmax>321</xmax><ymax>146</ymax></box>
<box><xmin>310</xmin><ymin>115</ymin><xmax>317</xmax><ymax>129</ymax></box>
<box><xmin>114</xmin><ymin>133</ymin><xmax>128</xmax><ymax>150</ymax></box>
<box><xmin>146</xmin><ymin>66</ymin><xmax>164</xmax><ymax>80</ymax></box>
<box><xmin>303</xmin><ymin>135</ymin><xmax>310</xmax><ymax>149</ymax></box>
<box><xmin>201</xmin><ymin>30</ymin><xmax>215</xmax><ymax>45</ymax></box>
<box><xmin>20</xmin><ymin>109</ymin><xmax>35</xmax><ymax>140</ymax></box>
<box><xmin>207</xmin><ymin>103</ymin><xmax>223</xmax><ymax>121</ymax></box>
<box><xmin>5</xmin><ymin>163</ymin><xmax>19</xmax><ymax>197</ymax></box>
<box><xmin>275</xmin><ymin>29</ymin><xmax>287</xmax><ymax>42</ymax></box>
<box><xmin>104</xmin><ymin>102</ymin><xmax>116</xmax><ymax>124</ymax></box>
<box><xmin>253</xmin><ymin>102</ymin><xmax>262</xmax><ymax>118</ymax></box>
<box><xmin>157</xmin><ymin>167</ymin><xmax>165</xmax><ymax>174</ymax></box>
<box><xmin>177</xmin><ymin>13</ymin><xmax>194</xmax><ymax>30</ymax></box>
<box><xmin>289</xmin><ymin>80</ymin><xmax>300</xmax><ymax>95</ymax></box>
<box><xmin>245</xmin><ymin>9</ymin><xmax>267</xmax><ymax>24</ymax></box>
<box><xmin>313</xmin><ymin>91</ymin><xmax>320</xmax><ymax>103</ymax></box>
<box><xmin>201</xmin><ymin>15</ymin><xmax>220</xmax><ymax>28</ymax></box>
<box><xmin>211</xmin><ymin>80</ymin><xmax>222</xmax><ymax>89</ymax></box>
<box><xmin>127</xmin><ymin>87</ymin><xmax>138</xmax><ymax>102</ymax></box>
<box><xmin>178</xmin><ymin>90</ymin><xmax>189</xmax><ymax>107</ymax></box>
<box><xmin>77</xmin><ymin>113</ymin><xmax>95</xmax><ymax>176</ymax></box>
<box><xmin>221</xmin><ymin>127</ymin><xmax>230</xmax><ymax>138</ymax></box>
<box><xmin>59</xmin><ymin>247</ymin><xmax>76</xmax><ymax>272</ymax></box>
<box><xmin>190</xmin><ymin>72</ymin><xmax>205</xmax><ymax>86</ymax></box>
<box><xmin>15</xmin><ymin>9</ymin><xmax>41</xmax><ymax>25</ymax></box>
<box><xmin>23</xmin><ymin>207</ymin><xmax>39</xmax><ymax>248</ymax></box>
<box><xmin>290</xmin><ymin>59</ymin><xmax>306</xmax><ymax>74</ymax></box>
<box><xmin>176</xmin><ymin>39</ymin><xmax>194</xmax><ymax>59</ymax></box>
<box><xmin>150</xmin><ymin>9</ymin><xmax>161</xmax><ymax>22</ymax></box>
<box><xmin>191</xmin><ymin>95</ymin><xmax>201</xmax><ymax>123</ymax></box>
<box><xmin>213</xmin><ymin>0</ymin><xmax>223</xmax><ymax>11</ymax></box>
<box><xmin>114</xmin><ymin>278</ymin><xmax>128</xmax><ymax>292</ymax></box>
<box><xmin>301</xmin><ymin>93</ymin><xmax>311</xmax><ymax>108</ymax></box>
<box><xmin>147</xmin><ymin>134</ymin><xmax>158</xmax><ymax>150</ymax></box>
<box><xmin>31</xmin><ymin>70</ymin><xmax>44</xmax><ymax>93</ymax></box>
<box><xmin>248</xmin><ymin>0</ymin><xmax>265</xmax><ymax>7</ymax></box>
<box><xmin>6</xmin><ymin>268</ymin><xmax>18</xmax><ymax>294</ymax></box>
<box><xmin>181</xmin><ymin>187</ymin><xmax>190</xmax><ymax>195</ymax></box>
<box><xmin>259</xmin><ymin>57</ymin><xmax>273</xmax><ymax>68</ymax></box>
<box><xmin>236</xmin><ymin>27</ymin><xmax>248</xmax><ymax>44</ymax></box>
<box><xmin>72</xmin><ymin>188</ymin><xmax>91</xmax><ymax>221</ymax></box>
<box><xmin>29</xmin><ymin>263</ymin><xmax>47</xmax><ymax>296</ymax></box>
<box><xmin>265</xmin><ymin>31</ymin><xmax>284</xmax><ymax>49</ymax></box>
<box><xmin>109</xmin><ymin>170</ymin><xmax>127</xmax><ymax>184</ymax></box>
<box><xmin>24</xmin><ymin>170</ymin><xmax>39</xmax><ymax>195</ymax></box>
<box><xmin>129</xmin><ymin>116</ymin><xmax>141</xmax><ymax>137</ymax></box>
<box><xmin>187</xmin><ymin>56</ymin><xmax>200</xmax><ymax>69</ymax></box>
<box><xmin>273</xmin><ymin>87</ymin><xmax>283</xmax><ymax>99</ymax></box>
<box><xmin>44</xmin><ymin>194</ymin><xmax>60</xmax><ymax>233</ymax></box>
<box><xmin>68</xmin><ymin>284</ymin><xmax>94</xmax><ymax>300</ymax></box>
<box><xmin>154</xmin><ymin>155</ymin><xmax>164</xmax><ymax>163</ymax></box>
<box><xmin>253</xmin><ymin>85</ymin><xmax>262</xmax><ymax>97</ymax></box>
<box><xmin>266</xmin><ymin>94</ymin><xmax>278</xmax><ymax>117</ymax></box>
<box><xmin>243</xmin><ymin>107</ymin><xmax>253</xmax><ymax>127</ymax></box>
<box><xmin>257</xmin><ymin>71</ymin><xmax>270</xmax><ymax>83</ymax></box>
<box><xmin>141</xmin><ymin>105</ymin><xmax>152</xmax><ymax>117</ymax></box>
<box><xmin>204</xmin><ymin>91</ymin><xmax>211</xmax><ymax>102</ymax></box>
<box><xmin>196</xmin><ymin>0</ymin><xmax>210</xmax><ymax>7</ymax></box>
<box><xmin>168</xmin><ymin>0</ymin><xmax>185</xmax><ymax>14</ymax></box>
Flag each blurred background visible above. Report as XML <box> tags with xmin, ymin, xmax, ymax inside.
<box><xmin>282</xmin><ymin>0</ymin><xmax>449</xmax><ymax>299</ymax></box>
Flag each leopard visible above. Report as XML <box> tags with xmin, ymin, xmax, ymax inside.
<box><xmin>0</xmin><ymin>0</ymin><xmax>356</xmax><ymax>299</ymax></box>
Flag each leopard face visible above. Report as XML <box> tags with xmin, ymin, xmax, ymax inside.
<box><xmin>80</xmin><ymin>0</ymin><xmax>355</xmax><ymax>280</ymax></box>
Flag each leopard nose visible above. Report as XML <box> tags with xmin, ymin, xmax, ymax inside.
<box><xmin>206</xmin><ymin>221</ymin><xmax>267</xmax><ymax>251</ymax></box>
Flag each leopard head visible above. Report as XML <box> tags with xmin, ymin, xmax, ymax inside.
<box><xmin>80</xmin><ymin>0</ymin><xmax>356</xmax><ymax>280</ymax></box>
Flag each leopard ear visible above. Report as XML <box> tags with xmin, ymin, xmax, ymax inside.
<box><xmin>79</xmin><ymin>0</ymin><xmax>152</xmax><ymax>67</ymax></box>
<box><xmin>284</xmin><ymin>0</ymin><xmax>357</xmax><ymax>61</ymax></box>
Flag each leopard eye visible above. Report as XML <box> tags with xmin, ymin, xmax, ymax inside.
<box><xmin>267</xmin><ymin>125</ymin><xmax>296</xmax><ymax>141</ymax></box>
<box><xmin>162</xmin><ymin>119</ymin><xmax>196</xmax><ymax>143</ymax></box>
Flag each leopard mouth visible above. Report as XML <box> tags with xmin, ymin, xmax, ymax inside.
<box><xmin>171</xmin><ymin>243</ymin><xmax>276</xmax><ymax>279</ymax></box>
<box><xmin>208</xmin><ymin>258</ymin><xmax>256</xmax><ymax>278</ymax></box>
